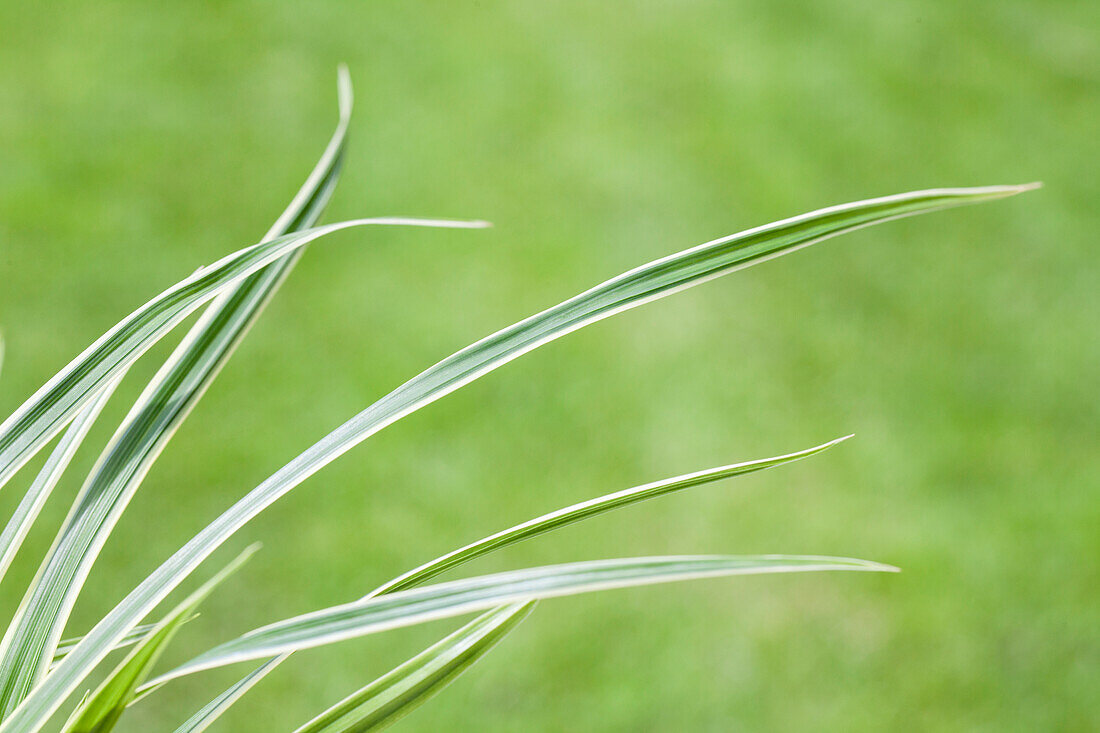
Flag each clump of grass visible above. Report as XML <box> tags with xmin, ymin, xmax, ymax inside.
<box><xmin>0</xmin><ymin>69</ymin><xmax>1035</xmax><ymax>732</ymax></box>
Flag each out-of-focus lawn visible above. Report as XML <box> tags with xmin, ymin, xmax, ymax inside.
<box><xmin>0</xmin><ymin>1</ymin><xmax>1096</xmax><ymax>730</ymax></box>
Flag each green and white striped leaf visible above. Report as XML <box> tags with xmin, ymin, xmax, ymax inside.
<box><xmin>61</xmin><ymin>546</ymin><xmax>256</xmax><ymax>733</ymax></box>
<box><xmin>150</xmin><ymin>555</ymin><xmax>894</xmax><ymax>685</ymax></box>
<box><xmin>371</xmin><ymin>435</ymin><xmax>851</xmax><ymax>596</ymax></box>
<box><xmin>0</xmin><ymin>381</ymin><xmax>119</xmax><ymax>584</ymax></box>
<box><xmin>292</xmin><ymin>603</ymin><xmax>535</xmax><ymax>733</ymax></box>
<box><xmin>8</xmin><ymin>183</ymin><xmax>1032</xmax><ymax>733</ymax></box>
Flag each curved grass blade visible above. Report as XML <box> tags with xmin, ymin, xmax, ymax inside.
<box><xmin>372</xmin><ymin>435</ymin><xmax>851</xmax><ymax>596</ymax></box>
<box><xmin>149</xmin><ymin>555</ymin><xmax>894</xmax><ymax>685</ymax></box>
<box><xmin>292</xmin><ymin>602</ymin><xmax>535</xmax><ymax>733</ymax></box>
<box><xmin>0</xmin><ymin>380</ymin><xmax>119</xmax><ymax>584</ymax></box>
<box><xmin>60</xmin><ymin>546</ymin><xmax>256</xmax><ymax>733</ymax></box>
<box><xmin>7</xmin><ymin>183</ymin><xmax>1032</xmax><ymax>733</ymax></box>
<box><xmin>0</xmin><ymin>67</ymin><xmax>361</xmax><ymax>719</ymax></box>
<box><xmin>0</xmin><ymin>215</ymin><xmax>485</xmax><ymax>498</ymax></box>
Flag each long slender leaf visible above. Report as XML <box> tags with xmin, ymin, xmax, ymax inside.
<box><xmin>148</xmin><ymin>555</ymin><xmax>895</xmax><ymax>685</ymax></box>
<box><xmin>61</xmin><ymin>546</ymin><xmax>257</xmax><ymax>733</ymax></box>
<box><xmin>292</xmin><ymin>603</ymin><xmax>535</xmax><ymax>733</ymax></box>
<box><xmin>8</xmin><ymin>183</ymin><xmax>1034</xmax><ymax>733</ymax></box>
<box><xmin>0</xmin><ymin>381</ymin><xmax>119</xmax><ymax>584</ymax></box>
<box><xmin>0</xmin><ymin>74</ymin><xmax>488</xmax><ymax>721</ymax></box>
<box><xmin>18</xmin><ymin>67</ymin><xmax>355</xmax><ymax>727</ymax></box>
<box><xmin>371</xmin><ymin>435</ymin><xmax>851</xmax><ymax>596</ymax></box>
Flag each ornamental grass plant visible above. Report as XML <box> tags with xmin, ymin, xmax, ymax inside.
<box><xmin>0</xmin><ymin>71</ymin><xmax>1035</xmax><ymax>732</ymax></box>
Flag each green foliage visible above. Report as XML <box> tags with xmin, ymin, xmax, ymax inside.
<box><xmin>0</xmin><ymin>71</ymin><xmax>1033</xmax><ymax>732</ymax></box>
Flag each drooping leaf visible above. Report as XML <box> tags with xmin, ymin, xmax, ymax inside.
<box><xmin>9</xmin><ymin>183</ymin><xmax>1032</xmax><ymax>733</ymax></box>
<box><xmin>292</xmin><ymin>603</ymin><xmax>535</xmax><ymax>733</ymax></box>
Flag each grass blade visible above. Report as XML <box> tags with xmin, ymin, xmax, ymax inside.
<box><xmin>0</xmin><ymin>380</ymin><xmax>119</xmax><ymax>584</ymax></box>
<box><xmin>371</xmin><ymin>436</ymin><xmax>851</xmax><ymax>596</ymax></box>
<box><xmin>292</xmin><ymin>603</ymin><xmax>535</xmax><ymax>733</ymax></box>
<box><xmin>43</xmin><ymin>67</ymin><xmax>354</xmax><ymax>728</ymax></box>
<box><xmin>6</xmin><ymin>184</ymin><xmax>1032</xmax><ymax>733</ymax></box>
<box><xmin>60</xmin><ymin>546</ymin><xmax>256</xmax><ymax>733</ymax></box>
<box><xmin>0</xmin><ymin>70</ymin><xmax>485</xmax><ymax>722</ymax></box>
<box><xmin>148</xmin><ymin>555</ymin><xmax>896</xmax><ymax>684</ymax></box>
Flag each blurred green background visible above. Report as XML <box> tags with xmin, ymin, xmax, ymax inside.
<box><xmin>0</xmin><ymin>1</ymin><xmax>1096</xmax><ymax>730</ymax></box>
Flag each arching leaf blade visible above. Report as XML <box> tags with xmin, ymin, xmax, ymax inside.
<box><xmin>0</xmin><ymin>380</ymin><xmax>119</xmax><ymax>584</ymax></box>
<box><xmin>179</xmin><ymin>435</ymin><xmax>851</xmax><ymax>721</ymax></box>
<box><xmin>371</xmin><ymin>435</ymin><xmax>851</xmax><ymax>596</ymax></box>
<box><xmin>165</xmin><ymin>657</ymin><xmax>281</xmax><ymax>733</ymax></box>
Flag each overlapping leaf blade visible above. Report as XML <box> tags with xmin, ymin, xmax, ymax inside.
<box><xmin>61</xmin><ymin>546</ymin><xmax>256</xmax><ymax>733</ymax></box>
<box><xmin>0</xmin><ymin>381</ymin><xmax>119</xmax><ymax>584</ymax></box>
<box><xmin>371</xmin><ymin>435</ymin><xmax>851</xmax><ymax>596</ymax></box>
<box><xmin>292</xmin><ymin>603</ymin><xmax>536</xmax><ymax>733</ymax></box>
<box><xmin>51</xmin><ymin>622</ymin><xmax>180</xmax><ymax>669</ymax></box>
<box><xmin>5</xmin><ymin>183</ymin><xmax>1033</xmax><ymax>733</ymax></box>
